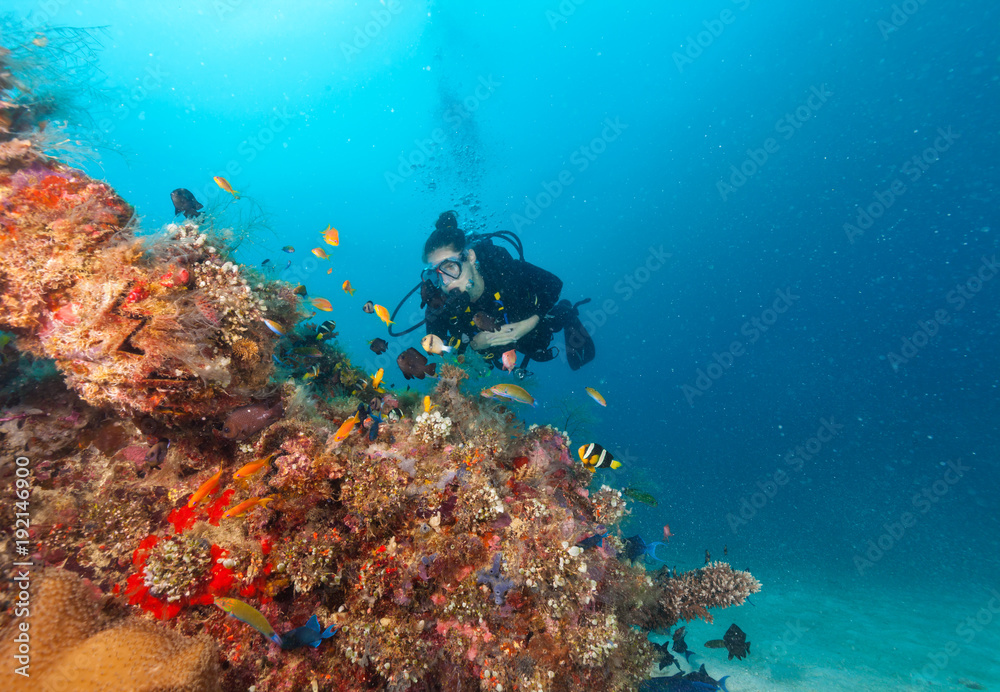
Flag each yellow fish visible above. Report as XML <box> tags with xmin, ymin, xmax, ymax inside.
<box><xmin>484</xmin><ymin>383</ymin><xmax>536</xmax><ymax>406</ymax></box>
<box><xmin>312</xmin><ymin>247</ymin><xmax>330</xmax><ymax>260</ymax></box>
<box><xmin>188</xmin><ymin>469</ymin><xmax>223</xmax><ymax>507</ymax></box>
<box><xmin>222</xmin><ymin>496</ymin><xmax>274</xmax><ymax>519</ymax></box>
<box><xmin>372</xmin><ymin>368</ymin><xmax>384</xmax><ymax>390</ymax></box>
<box><xmin>214</xmin><ymin>597</ymin><xmax>281</xmax><ymax>645</ymax></box>
<box><xmin>233</xmin><ymin>453</ymin><xmax>277</xmax><ymax>481</ymax></box>
<box><xmin>423</xmin><ymin>395</ymin><xmax>435</xmax><ymax>413</ymax></box>
<box><xmin>342</xmin><ymin>280</ymin><xmax>355</xmax><ymax>296</ymax></box>
<box><xmin>322</xmin><ymin>225</ymin><xmax>339</xmax><ymax>246</ymax></box>
<box><xmin>585</xmin><ymin>387</ymin><xmax>607</xmax><ymax>407</ymax></box>
<box><xmin>309</xmin><ymin>297</ymin><xmax>333</xmax><ymax>312</ymax></box>
<box><xmin>213</xmin><ymin>176</ymin><xmax>240</xmax><ymax>199</ymax></box>
<box><xmin>303</xmin><ymin>364</ymin><xmax>320</xmax><ymax>380</ymax></box>
<box><xmin>373</xmin><ymin>304</ymin><xmax>393</xmax><ymax>326</ymax></box>
<box><xmin>331</xmin><ymin>414</ymin><xmax>359</xmax><ymax>447</ymax></box>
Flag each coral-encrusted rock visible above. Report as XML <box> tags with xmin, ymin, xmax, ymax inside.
<box><xmin>0</xmin><ymin>147</ymin><xmax>283</xmax><ymax>422</ymax></box>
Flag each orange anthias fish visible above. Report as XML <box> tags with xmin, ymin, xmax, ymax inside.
<box><xmin>342</xmin><ymin>280</ymin><xmax>355</xmax><ymax>296</ymax></box>
<box><xmin>312</xmin><ymin>247</ymin><xmax>330</xmax><ymax>260</ymax></box>
<box><xmin>372</xmin><ymin>367</ymin><xmax>384</xmax><ymax>390</ymax></box>
<box><xmin>309</xmin><ymin>297</ymin><xmax>333</xmax><ymax>312</ymax></box>
<box><xmin>213</xmin><ymin>176</ymin><xmax>240</xmax><ymax>199</ymax></box>
<box><xmin>322</xmin><ymin>225</ymin><xmax>339</xmax><ymax>246</ymax></box>
<box><xmin>222</xmin><ymin>496</ymin><xmax>274</xmax><ymax>520</ymax></box>
<box><xmin>331</xmin><ymin>414</ymin><xmax>359</xmax><ymax>447</ymax></box>
<box><xmin>233</xmin><ymin>453</ymin><xmax>277</xmax><ymax>481</ymax></box>
<box><xmin>327</xmin><ymin>268</ymin><xmax>333</xmax><ymax>275</ymax></box>
<box><xmin>188</xmin><ymin>469</ymin><xmax>223</xmax><ymax>507</ymax></box>
<box><xmin>373</xmin><ymin>304</ymin><xmax>394</xmax><ymax>326</ymax></box>
<box><xmin>501</xmin><ymin>349</ymin><xmax>516</xmax><ymax>373</ymax></box>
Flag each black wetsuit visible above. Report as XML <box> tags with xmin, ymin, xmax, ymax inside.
<box><xmin>425</xmin><ymin>241</ymin><xmax>564</xmax><ymax>367</ymax></box>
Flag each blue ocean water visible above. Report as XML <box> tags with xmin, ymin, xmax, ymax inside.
<box><xmin>7</xmin><ymin>0</ymin><xmax>999</xmax><ymax>688</ymax></box>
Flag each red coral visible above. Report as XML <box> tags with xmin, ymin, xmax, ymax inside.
<box><xmin>167</xmin><ymin>505</ymin><xmax>197</xmax><ymax>534</ymax></box>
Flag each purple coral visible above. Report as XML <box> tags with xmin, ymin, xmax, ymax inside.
<box><xmin>476</xmin><ymin>553</ymin><xmax>515</xmax><ymax>606</ymax></box>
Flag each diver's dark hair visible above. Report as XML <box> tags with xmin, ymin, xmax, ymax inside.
<box><xmin>422</xmin><ymin>211</ymin><xmax>466</xmax><ymax>263</ymax></box>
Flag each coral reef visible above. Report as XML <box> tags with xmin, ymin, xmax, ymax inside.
<box><xmin>0</xmin><ymin>37</ymin><xmax>760</xmax><ymax>692</ymax></box>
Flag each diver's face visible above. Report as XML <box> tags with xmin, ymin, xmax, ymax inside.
<box><xmin>427</xmin><ymin>246</ymin><xmax>470</xmax><ymax>292</ymax></box>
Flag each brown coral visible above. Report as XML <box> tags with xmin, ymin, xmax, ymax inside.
<box><xmin>629</xmin><ymin>561</ymin><xmax>763</xmax><ymax>631</ymax></box>
<box><xmin>231</xmin><ymin>337</ymin><xmax>259</xmax><ymax>364</ymax></box>
<box><xmin>0</xmin><ymin>568</ymin><xmax>220</xmax><ymax>692</ymax></box>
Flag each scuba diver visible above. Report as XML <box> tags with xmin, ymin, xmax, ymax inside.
<box><xmin>405</xmin><ymin>211</ymin><xmax>595</xmax><ymax>376</ymax></box>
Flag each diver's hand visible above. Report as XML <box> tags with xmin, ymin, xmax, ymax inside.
<box><xmin>471</xmin><ymin>316</ymin><xmax>539</xmax><ymax>350</ymax></box>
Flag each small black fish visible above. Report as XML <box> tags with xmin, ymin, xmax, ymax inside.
<box><xmin>261</xmin><ymin>259</ymin><xmax>271</xmax><ymax>266</ymax></box>
<box><xmin>170</xmin><ymin>188</ymin><xmax>203</xmax><ymax>219</ymax></box>
<box><xmin>362</xmin><ymin>300</ymin><xmax>375</xmax><ymax>314</ymax></box>
<box><xmin>722</xmin><ymin>623</ymin><xmax>750</xmax><ymax>661</ymax></box>
<box><xmin>650</xmin><ymin>641</ymin><xmax>678</xmax><ymax>671</ymax></box>
<box><xmin>144</xmin><ymin>437</ymin><xmax>170</xmax><ymax>467</ymax></box>
<box><xmin>396</xmin><ymin>347</ymin><xmax>436</xmax><ymax>380</ymax></box>
<box><xmin>221</xmin><ymin>399</ymin><xmax>284</xmax><ymax>440</ymax></box>
<box><xmin>672</xmin><ymin>626</ymin><xmax>695</xmax><ymax>662</ymax></box>
<box><xmin>472</xmin><ymin>311</ymin><xmax>499</xmax><ymax>332</ymax></box>
<box><xmin>369</xmin><ymin>338</ymin><xmax>388</xmax><ymax>355</ymax></box>
<box><xmin>576</xmin><ymin>530</ymin><xmax>608</xmax><ymax>550</ymax></box>
<box><xmin>316</xmin><ymin>320</ymin><xmax>337</xmax><ymax>341</ymax></box>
